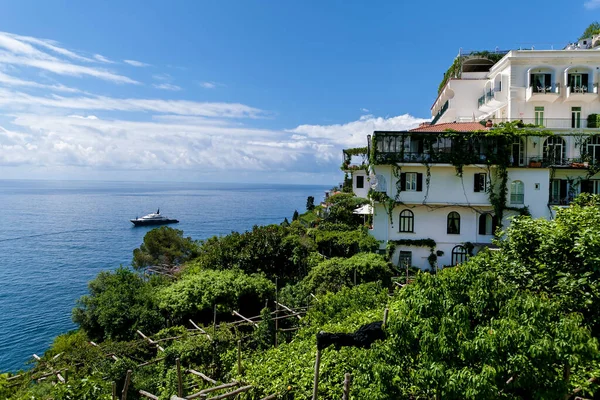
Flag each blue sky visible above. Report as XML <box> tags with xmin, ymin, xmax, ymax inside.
<box><xmin>0</xmin><ymin>1</ymin><xmax>597</xmax><ymax>184</ymax></box>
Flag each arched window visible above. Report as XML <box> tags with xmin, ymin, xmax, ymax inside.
<box><xmin>447</xmin><ymin>211</ymin><xmax>460</xmax><ymax>234</ymax></box>
<box><xmin>510</xmin><ymin>180</ymin><xmax>524</xmax><ymax>204</ymax></box>
<box><xmin>399</xmin><ymin>209</ymin><xmax>414</xmax><ymax>233</ymax></box>
<box><xmin>451</xmin><ymin>245</ymin><xmax>469</xmax><ymax>266</ymax></box>
<box><xmin>587</xmin><ymin>135</ymin><xmax>600</xmax><ymax>165</ymax></box>
<box><xmin>478</xmin><ymin>213</ymin><xmax>498</xmax><ymax>235</ymax></box>
<box><xmin>543</xmin><ymin>136</ymin><xmax>566</xmax><ymax>165</ymax></box>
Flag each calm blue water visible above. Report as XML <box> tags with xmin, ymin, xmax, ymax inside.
<box><xmin>0</xmin><ymin>179</ymin><xmax>328</xmax><ymax>372</ymax></box>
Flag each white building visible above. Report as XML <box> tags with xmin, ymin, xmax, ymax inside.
<box><xmin>346</xmin><ymin>41</ymin><xmax>600</xmax><ymax>270</ymax></box>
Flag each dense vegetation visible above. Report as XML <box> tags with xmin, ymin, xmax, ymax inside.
<box><xmin>4</xmin><ymin>192</ymin><xmax>600</xmax><ymax>399</ymax></box>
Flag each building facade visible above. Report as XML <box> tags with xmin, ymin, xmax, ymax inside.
<box><xmin>345</xmin><ymin>42</ymin><xmax>600</xmax><ymax>270</ymax></box>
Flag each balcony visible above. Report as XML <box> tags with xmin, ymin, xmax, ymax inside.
<box><xmin>526</xmin><ymin>84</ymin><xmax>560</xmax><ymax>103</ymax></box>
<box><xmin>565</xmin><ymin>84</ymin><xmax>598</xmax><ymax>103</ymax></box>
<box><xmin>431</xmin><ymin>100</ymin><xmax>449</xmax><ymax>125</ymax></box>
<box><xmin>493</xmin><ymin>118</ymin><xmax>593</xmax><ymax>129</ymax></box>
<box><xmin>478</xmin><ymin>88</ymin><xmax>505</xmax><ymax>111</ymax></box>
<box><xmin>373</xmin><ymin>132</ymin><xmax>507</xmax><ymax>166</ymax></box>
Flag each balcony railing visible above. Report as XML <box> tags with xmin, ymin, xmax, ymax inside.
<box><xmin>531</xmin><ymin>84</ymin><xmax>560</xmax><ymax>94</ymax></box>
<box><xmin>431</xmin><ymin>100</ymin><xmax>449</xmax><ymax>125</ymax></box>
<box><xmin>477</xmin><ymin>89</ymin><xmax>496</xmax><ymax>108</ymax></box>
<box><xmin>493</xmin><ymin>118</ymin><xmax>591</xmax><ymax>129</ymax></box>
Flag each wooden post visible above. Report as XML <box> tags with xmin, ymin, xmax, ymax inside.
<box><xmin>112</xmin><ymin>381</ymin><xmax>117</xmax><ymax>400</ymax></box>
<box><xmin>312</xmin><ymin>349</ymin><xmax>321</xmax><ymax>400</ymax></box>
<box><xmin>275</xmin><ymin>278</ymin><xmax>279</xmax><ymax>348</ymax></box>
<box><xmin>237</xmin><ymin>340</ymin><xmax>242</xmax><ymax>375</ymax></box>
<box><xmin>189</xmin><ymin>319</ymin><xmax>211</xmax><ymax>340</ymax></box>
<box><xmin>342</xmin><ymin>373</ymin><xmax>352</xmax><ymax>400</ymax></box>
<box><xmin>383</xmin><ymin>307</ymin><xmax>389</xmax><ymax>328</ymax></box>
<box><xmin>121</xmin><ymin>370</ymin><xmax>132</xmax><ymax>400</ymax></box>
<box><xmin>176</xmin><ymin>358</ymin><xmax>183</xmax><ymax>397</ymax></box>
<box><xmin>232</xmin><ymin>310</ymin><xmax>258</xmax><ymax>328</ymax></box>
<box><xmin>213</xmin><ymin>304</ymin><xmax>217</xmax><ymax>335</ymax></box>
<box><xmin>274</xmin><ymin>304</ymin><xmax>279</xmax><ymax>348</ymax></box>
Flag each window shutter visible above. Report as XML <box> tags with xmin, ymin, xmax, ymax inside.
<box><xmin>492</xmin><ymin>215</ymin><xmax>498</xmax><ymax>233</ymax></box>
<box><xmin>478</xmin><ymin>214</ymin><xmax>486</xmax><ymax>235</ymax></box>
<box><xmin>545</xmin><ymin>74</ymin><xmax>552</xmax><ymax>87</ymax></box>
<box><xmin>416</xmin><ymin>173</ymin><xmax>423</xmax><ymax>192</ymax></box>
<box><xmin>474</xmin><ymin>173</ymin><xmax>480</xmax><ymax>192</ymax></box>
<box><xmin>583</xmin><ymin>74</ymin><xmax>589</xmax><ymax>88</ymax></box>
<box><xmin>529</xmin><ymin>74</ymin><xmax>534</xmax><ymax>87</ymax></box>
<box><xmin>400</xmin><ymin>173</ymin><xmax>406</xmax><ymax>191</ymax></box>
<box><xmin>560</xmin><ymin>180</ymin><xmax>568</xmax><ymax>199</ymax></box>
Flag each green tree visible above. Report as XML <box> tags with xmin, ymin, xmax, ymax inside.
<box><xmin>156</xmin><ymin>269</ymin><xmax>275</xmax><ymax>325</ymax></box>
<box><xmin>132</xmin><ymin>226</ymin><xmax>198</xmax><ymax>269</ymax></box>
<box><xmin>303</xmin><ymin>252</ymin><xmax>393</xmax><ymax>295</ymax></box>
<box><xmin>325</xmin><ymin>193</ymin><xmax>369</xmax><ymax>226</ymax></box>
<box><xmin>306</xmin><ymin>196</ymin><xmax>315</xmax><ymax>211</ymax></box>
<box><xmin>72</xmin><ymin>267</ymin><xmax>165</xmax><ymax>341</ymax></box>
<box><xmin>292</xmin><ymin>210</ymin><xmax>299</xmax><ymax>221</ymax></box>
<box><xmin>580</xmin><ymin>21</ymin><xmax>600</xmax><ymax>40</ymax></box>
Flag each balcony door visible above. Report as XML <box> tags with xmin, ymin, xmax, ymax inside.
<box><xmin>531</xmin><ymin>73</ymin><xmax>551</xmax><ymax>92</ymax></box>
<box><xmin>569</xmin><ymin>73</ymin><xmax>588</xmax><ymax>91</ymax></box>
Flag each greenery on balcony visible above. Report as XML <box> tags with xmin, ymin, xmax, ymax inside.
<box><xmin>437</xmin><ymin>51</ymin><xmax>506</xmax><ymax>94</ymax></box>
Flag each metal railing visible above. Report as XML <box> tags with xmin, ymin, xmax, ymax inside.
<box><xmin>431</xmin><ymin>100</ymin><xmax>449</xmax><ymax>125</ymax></box>
<box><xmin>530</xmin><ymin>84</ymin><xmax>560</xmax><ymax>94</ymax></box>
<box><xmin>493</xmin><ymin>118</ymin><xmax>591</xmax><ymax>129</ymax></box>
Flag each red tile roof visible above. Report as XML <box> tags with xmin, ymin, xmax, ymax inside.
<box><xmin>410</xmin><ymin>122</ymin><xmax>489</xmax><ymax>132</ymax></box>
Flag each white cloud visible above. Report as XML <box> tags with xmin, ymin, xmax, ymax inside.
<box><xmin>584</xmin><ymin>0</ymin><xmax>600</xmax><ymax>8</ymax></box>
<box><xmin>0</xmin><ymin>111</ymin><xmax>427</xmax><ymax>178</ymax></box>
<box><xmin>124</xmin><ymin>59</ymin><xmax>150</xmax><ymax>67</ymax></box>
<box><xmin>93</xmin><ymin>54</ymin><xmax>113</xmax><ymax>63</ymax></box>
<box><xmin>153</xmin><ymin>73</ymin><xmax>171</xmax><ymax>81</ymax></box>
<box><xmin>153</xmin><ymin>83</ymin><xmax>182</xmax><ymax>91</ymax></box>
<box><xmin>288</xmin><ymin>114</ymin><xmax>428</xmax><ymax>148</ymax></box>
<box><xmin>199</xmin><ymin>81</ymin><xmax>217</xmax><ymax>89</ymax></box>
<box><xmin>360</xmin><ymin>108</ymin><xmax>369</xmax><ymax>113</ymax></box>
<box><xmin>0</xmin><ymin>30</ymin><xmax>430</xmax><ymax>182</ymax></box>
<box><xmin>0</xmin><ymin>32</ymin><xmax>137</xmax><ymax>84</ymax></box>
<box><xmin>0</xmin><ymin>71</ymin><xmax>81</xmax><ymax>93</ymax></box>
<box><xmin>0</xmin><ymin>88</ymin><xmax>267</xmax><ymax>119</ymax></box>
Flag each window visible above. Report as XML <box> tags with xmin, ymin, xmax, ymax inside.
<box><xmin>356</xmin><ymin>175</ymin><xmax>364</xmax><ymax>189</ymax></box>
<box><xmin>580</xmin><ymin>180</ymin><xmax>600</xmax><ymax>195</ymax></box>
<box><xmin>543</xmin><ymin>136</ymin><xmax>566</xmax><ymax>165</ymax></box>
<box><xmin>400</xmin><ymin>172</ymin><xmax>423</xmax><ymax>192</ymax></box>
<box><xmin>572</xmin><ymin>107</ymin><xmax>582</xmax><ymax>128</ymax></box>
<box><xmin>511</xmin><ymin>138</ymin><xmax>524</xmax><ymax>166</ymax></box>
<box><xmin>530</xmin><ymin>73</ymin><xmax>551</xmax><ymax>92</ymax></box>
<box><xmin>399</xmin><ymin>209</ymin><xmax>414</xmax><ymax>233</ymax></box>
<box><xmin>534</xmin><ymin>106</ymin><xmax>544</xmax><ymax>126</ymax></box>
<box><xmin>374</xmin><ymin>174</ymin><xmax>386</xmax><ymax>192</ymax></box>
<box><xmin>478</xmin><ymin>213</ymin><xmax>497</xmax><ymax>235</ymax></box>
<box><xmin>399</xmin><ymin>251</ymin><xmax>412</xmax><ymax>269</ymax></box>
<box><xmin>447</xmin><ymin>211</ymin><xmax>461</xmax><ymax>234</ymax></box>
<box><xmin>451</xmin><ymin>245</ymin><xmax>469</xmax><ymax>266</ymax></box>
<box><xmin>406</xmin><ymin>173</ymin><xmax>417</xmax><ymax>191</ymax></box>
<box><xmin>587</xmin><ymin>136</ymin><xmax>600</xmax><ymax>164</ymax></box>
<box><xmin>510</xmin><ymin>180</ymin><xmax>524</xmax><ymax>204</ymax></box>
<box><xmin>474</xmin><ymin>173</ymin><xmax>487</xmax><ymax>192</ymax></box>
<box><xmin>568</xmin><ymin>73</ymin><xmax>588</xmax><ymax>92</ymax></box>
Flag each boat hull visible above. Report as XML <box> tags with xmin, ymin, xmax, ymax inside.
<box><xmin>130</xmin><ymin>219</ymin><xmax>179</xmax><ymax>227</ymax></box>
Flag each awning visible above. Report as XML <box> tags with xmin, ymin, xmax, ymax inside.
<box><xmin>353</xmin><ymin>204</ymin><xmax>373</xmax><ymax>215</ymax></box>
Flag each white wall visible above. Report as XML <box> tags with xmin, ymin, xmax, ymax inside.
<box><xmin>351</xmin><ymin>170</ymin><xmax>370</xmax><ymax>199</ymax></box>
<box><xmin>371</xmin><ymin>164</ymin><xmax>493</xmax><ymax>206</ymax></box>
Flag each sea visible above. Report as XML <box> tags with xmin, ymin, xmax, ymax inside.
<box><xmin>0</xmin><ymin>179</ymin><xmax>329</xmax><ymax>372</ymax></box>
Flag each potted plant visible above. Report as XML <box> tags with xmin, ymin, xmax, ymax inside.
<box><xmin>529</xmin><ymin>159</ymin><xmax>542</xmax><ymax>168</ymax></box>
